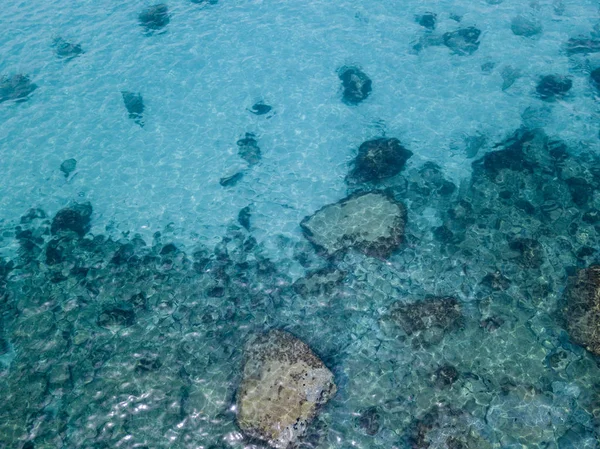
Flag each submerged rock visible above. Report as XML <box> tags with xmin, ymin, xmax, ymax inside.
<box><xmin>237</xmin><ymin>133</ymin><xmax>261</xmax><ymax>165</ymax></box>
<box><xmin>53</xmin><ymin>37</ymin><xmax>84</xmax><ymax>59</ymax></box>
<box><xmin>139</xmin><ymin>4</ymin><xmax>170</xmax><ymax>32</ymax></box>
<box><xmin>566</xmin><ymin>38</ymin><xmax>600</xmax><ymax>55</ymax></box>
<box><xmin>238</xmin><ymin>206</ymin><xmax>251</xmax><ymax>230</ymax></box>
<box><xmin>443</xmin><ymin>27</ymin><xmax>481</xmax><ymax>55</ymax></box>
<box><xmin>0</xmin><ymin>74</ymin><xmax>37</xmax><ymax>103</ymax></box>
<box><xmin>389</xmin><ymin>296</ymin><xmax>462</xmax><ymax>337</ymax></box>
<box><xmin>590</xmin><ymin>68</ymin><xmax>600</xmax><ymax>92</ymax></box>
<box><xmin>300</xmin><ymin>191</ymin><xmax>406</xmax><ymax>258</ymax></box>
<box><xmin>236</xmin><ymin>330</ymin><xmax>336</xmax><ymax>449</ymax></box>
<box><xmin>510</xmin><ymin>16</ymin><xmax>542</xmax><ymax>37</ymax></box>
<box><xmin>60</xmin><ymin>158</ymin><xmax>77</xmax><ymax>178</ymax></box>
<box><xmin>338</xmin><ymin>66</ymin><xmax>372</xmax><ymax>105</ymax></box>
<box><xmin>248</xmin><ymin>102</ymin><xmax>272</xmax><ymax>116</ymax></box>
<box><xmin>121</xmin><ymin>91</ymin><xmax>145</xmax><ymax>127</ymax></box>
<box><xmin>191</xmin><ymin>0</ymin><xmax>218</xmax><ymax>3</ymax></box>
<box><xmin>508</xmin><ymin>237</ymin><xmax>544</xmax><ymax>268</ymax></box>
<box><xmin>562</xmin><ymin>266</ymin><xmax>600</xmax><ymax>355</ymax></box>
<box><xmin>51</xmin><ymin>202</ymin><xmax>93</xmax><ymax>237</ymax></box>
<box><xmin>220</xmin><ymin>172</ymin><xmax>244</xmax><ymax>187</ymax></box>
<box><xmin>536</xmin><ymin>75</ymin><xmax>572</xmax><ymax>100</ymax></box>
<box><xmin>356</xmin><ymin>406</ymin><xmax>381</xmax><ymax>436</ymax></box>
<box><xmin>416</xmin><ymin>12</ymin><xmax>437</xmax><ymax>30</ymax></box>
<box><xmin>347</xmin><ymin>137</ymin><xmax>413</xmax><ymax>184</ymax></box>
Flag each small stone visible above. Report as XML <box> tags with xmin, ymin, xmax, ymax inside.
<box><xmin>511</xmin><ymin>16</ymin><xmax>542</xmax><ymax>37</ymax></box>
<box><xmin>220</xmin><ymin>171</ymin><xmax>244</xmax><ymax>187</ymax></box>
<box><xmin>508</xmin><ymin>237</ymin><xmax>544</xmax><ymax>268</ymax></box>
<box><xmin>443</xmin><ymin>27</ymin><xmax>481</xmax><ymax>55</ymax></box>
<box><xmin>248</xmin><ymin>102</ymin><xmax>272</xmax><ymax>115</ymax></box>
<box><xmin>356</xmin><ymin>406</ymin><xmax>381</xmax><ymax>435</ymax></box>
<box><xmin>590</xmin><ymin>68</ymin><xmax>600</xmax><ymax>92</ymax></box>
<box><xmin>53</xmin><ymin>37</ymin><xmax>84</xmax><ymax>59</ymax></box>
<box><xmin>434</xmin><ymin>365</ymin><xmax>459</xmax><ymax>387</ymax></box>
<box><xmin>0</xmin><ymin>74</ymin><xmax>37</xmax><ymax>103</ymax></box>
<box><xmin>301</xmin><ymin>191</ymin><xmax>406</xmax><ymax>258</ymax></box>
<box><xmin>566</xmin><ymin>38</ymin><xmax>600</xmax><ymax>56</ymax></box>
<box><xmin>238</xmin><ymin>206</ymin><xmax>251</xmax><ymax>230</ymax></box>
<box><xmin>536</xmin><ymin>75</ymin><xmax>572</xmax><ymax>100</ymax></box>
<box><xmin>347</xmin><ymin>137</ymin><xmax>413</xmax><ymax>184</ymax></box>
<box><xmin>416</xmin><ymin>13</ymin><xmax>437</xmax><ymax>30</ymax></box>
<box><xmin>389</xmin><ymin>297</ymin><xmax>462</xmax><ymax>336</ymax></box>
<box><xmin>51</xmin><ymin>202</ymin><xmax>93</xmax><ymax>237</ymax></box>
<box><xmin>481</xmin><ymin>62</ymin><xmax>495</xmax><ymax>73</ymax></box>
<box><xmin>122</xmin><ymin>91</ymin><xmax>144</xmax><ymax>127</ymax></box>
<box><xmin>236</xmin><ymin>330</ymin><xmax>336</xmax><ymax>449</ymax></box>
<box><xmin>338</xmin><ymin>66</ymin><xmax>372</xmax><ymax>105</ymax></box>
<box><xmin>237</xmin><ymin>133</ymin><xmax>261</xmax><ymax>165</ymax></box>
<box><xmin>60</xmin><ymin>158</ymin><xmax>77</xmax><ymax>178</ymax></box>
<box><xmin>139</xmin><ymin>4</ymin><xmax>170</xmax><ymax>32</ymax></box>
<box><xmin>97</xmin><ymin>304</ymin><xmax>136</xmax><ymax>328</ymax></box>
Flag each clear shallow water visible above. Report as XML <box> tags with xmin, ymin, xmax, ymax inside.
<box><xmin>1</xmin><ymin>0</ymin><xmax>600</xmax><ymax>448</ymax></box>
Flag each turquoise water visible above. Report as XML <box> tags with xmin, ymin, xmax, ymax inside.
<box><xmin>2</xmin><ymin>0</ymin><xmax>600</xmax><ymax>448</ymax></box>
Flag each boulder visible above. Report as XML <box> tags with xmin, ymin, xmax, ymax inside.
<box><xmin>53</xmin><ymin>37</ymin><xmax>84</xmax><ymax>59</ymax></box>
<box><xmin>51</xmin><ymin>202</ymin><xmax>93</xmax><ymax>237</ymax></box>
<box><xmin>510</xmin><ymin>16</ymin><xmax>542</xmax><ymax>37</ymax></box>
<box><xmin>237</xmin><ymin>133</ymin><xmax>261</xmax><ymax>165</ymax></box>
<box><xmin>536</xmin><ymin>75</ymin><xmax>572</xmax><ymax>100</ymax></box>
<box><xmin>139</xmin><ymin>4</ymin><xmax>170</xmax><ymax>32</ymax></box>
<box><xmin>0</xmin><ymin>74</ymin><xmax>37</xmax><ymax>103</ymax></box>
<box><xmin>347</xmin><ymin>137</ymin><xmax>413</xmax><ymax>184</ymax></box>
<box><xmin>338</xmin><ymin>66</ymin><xmax>372</xmax><ymax>105</ymax></box>
<box><xmin>236</xmin><ymin>330</ymin><xmax>336</xmax><ymax>448</ymax></box>
<box><xmin>300</xmin><ymin>191</ymin><xmax>406</xmax><ymax>258</ymax></box>
<box><xmin>122</xmin><ymin>91</ymin><xmax>145</xmax><ymax>127</ymax></box>
<box><xmin>562</xmin><ymin>265</ymin><xmax>600</xmax><ymax>355</ymax></box>
<box><xmin>443</xmin><ymin>27</ymin><xmax>481</xmax><ymax>55</ymax></box>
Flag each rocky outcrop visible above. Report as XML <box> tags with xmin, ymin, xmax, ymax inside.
<box><xmin>301</xmin><ymin>191</ymin><xmax>406</xmax><ymax>258</ymax></box>
<box><xmin>236</xmin><ymin>330</ymin><xmax>336</xmax><ymax>448</ymax></box>
<box><xmin>562</xmin><ymin>265</ymin><xmax>600</xmax><ymax>355</ymax></box>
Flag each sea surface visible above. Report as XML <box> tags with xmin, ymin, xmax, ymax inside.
<box><xmin>1</xmin><ymin>0</ymin><xmax>600</xmax><ymax>448</ymax></box>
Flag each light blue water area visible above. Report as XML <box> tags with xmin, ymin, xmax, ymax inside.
<box><xmin>2</xmin><ymin>0</ymin><xmax>600</xmax><ymax>448</ymax></box>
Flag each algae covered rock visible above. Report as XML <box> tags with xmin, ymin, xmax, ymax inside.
<box><xmin>562</xmin><ymin>265</ymin><xmax>600</xmax><ymax>355</ymax></box>
<box><xmin>347</xmin><ymin>137</ymin><xmax>413</xmax><ymax>184</ymax></box>
<box><xmin>301</xmin><ymin>191</ymin><xmax>406</xmax><ymax>258</ymax></box>
<box><xmin>236</xmin><ymin>330</ymin><xmax>336</xmax><ymax>448</ymax></box>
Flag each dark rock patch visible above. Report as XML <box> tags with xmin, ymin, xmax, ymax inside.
<box><xmin>591</xmin><ymin>68</ymin><xmax>600</xmax><ymax>92</ymax></box>
<box><xmin>60</xmin><ymin>158</ymin><xmax>77</xmax><ymax>178</ymax></box>
<box><xmin>0</xmin><ymin>74</ymin><xmax>37</xmax><ymax>103</ymax></box>
<box><xmin>192</xmin><ymin>0</ymin><xmax>218</xmax><ymax>3</ymax></box>
<box><xmin>237</xmin><ymin>133</ymin><xmax>261</xmax><ymax>165</ymax></box>
<box><xmin>473</xmin><ymin>129</ymin><xmax>539</xmax><ymax>179</ymax></box>
<box><xmin>443</xmin><ymin>27</ymin><xmax>481</xmax><ymax>55</ymax></box>
<box><xmin>122</xmin><ymin>91</ymin><xmax>144</xmax><ymax>127</ymax></box>
<box><xmin>248</xmin><ymin>102</ymin><xmax>272</xmax><ymax>116</ymax></box>
<box><xmin>582</xmin><ymin>209</ymin><xmax>600</xmax><ymax>224</ymax></box>
<box><xmin>51</xmin><ymin>203</ymin><xmax>93</xmax><ymax>237</ymax></box>
<box><xmin>536</xmin><ymin>75</ymin><xmax>572</xmax><ymax>100</ymax></box>
<box><xmin>389</xmin><ymin>296</ymin><xmax>462</xmax><ymax>336</ymax></box>
<box><xmin>238</xmin><ymin>206</ymin><xmax>251</xmax><ymax>230</ymax></box>
<box><xmin>338</xmin><ymin>66</ymin><xmax>372</xmax><ymax>105</ymax></box>
<box><xmin>566</xmin><ymin>38</ymin><xmax>600</xmax><ymax>55</ymax></box>
<box><xmin>20</xmin><ymin>208</ymin><xmax>46</xmax><ymax>224</ymax></box>
<box><xmin>416</xmin><ymin>13</ymin><xmax>436</xmax><ymax>30</ymax></box>
<box><xmin>356</xmin><ymin>406</ymin><xmax>381</xmax><ymax>436</ymax></box>
<box><xmin>565</xmin><ymin>177</ymin><xmax>593</xmax><ymax>207</ymax></box>
<box><xmin>562</xmin><ymin>265</ymin><xmax>600</xmax><ymax>355</ymax></box>
<box><xmin>434</xmin><ymin>365</ymin><xmax>459</xmax><ymax>388</ymax></box>
<box><xmin>53</xmin><ymin>37</ymin><xmax>84</xmax><ymax>59</ymax></box>
<box><xmin>139</xmin><ymin>4</ymin><xmax>170</xmax><ymax>32</ymax></box>
<box><xmin>347</xmin><ymin>138</ymin><xmax>413</xmax><ymax>184</ymax></box>
<box><xmin>508</xmin><ymin>237</ymin><xmax>544</xmax><ymax>268</ymax></box>
<box><xmin>134</xmin><ymin>357</ymin><xmax>162</xmax><ymax>374</ymax></box>
<box><xmin>97</xmin><ymin>304</ymin><xmax>136</xmax><ymax>328</ymax></box>
<box><xmin>481</xmin><ymin>271</ymin><xmax>511</xmax><ymax>291</ymax></box>
<box><xmin>510</xmin><ymin>16</ymin><xmax>542</xmax><ymax>37</ymax></box>
<box><xmin>220</xmin><ymin>172</ymin><xmax>244</xmax><ymax>187</ymax></box>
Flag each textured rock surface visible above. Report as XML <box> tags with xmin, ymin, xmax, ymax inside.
<box><xmin>301</xmin><ymin>191</ymin><xmax>406</xmax><ymax>258</ymax></box>
<box><xmin>236</xmin><ymin>330</ymin><xmax>336</xmax><ymax>448</ymax></box>
<box><xmin>347</xmin><ymin>138</ymin><xmax>413</xmax><ymax>184</ymax></box>
<box><xmin>563</xmin><ymin>265</ymin><xmax>600</xmax><ymax>355</ymax></box>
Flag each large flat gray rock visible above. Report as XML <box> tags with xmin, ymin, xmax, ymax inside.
<box><xmin>300</xmin><ymin>191</ymin><xmax>406</xmax><ymax>258</ymax></box>
<box><xmin>236</xmin><ymin>330</ymin><xmax>336</xmax><ymax>448</ymax></box>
